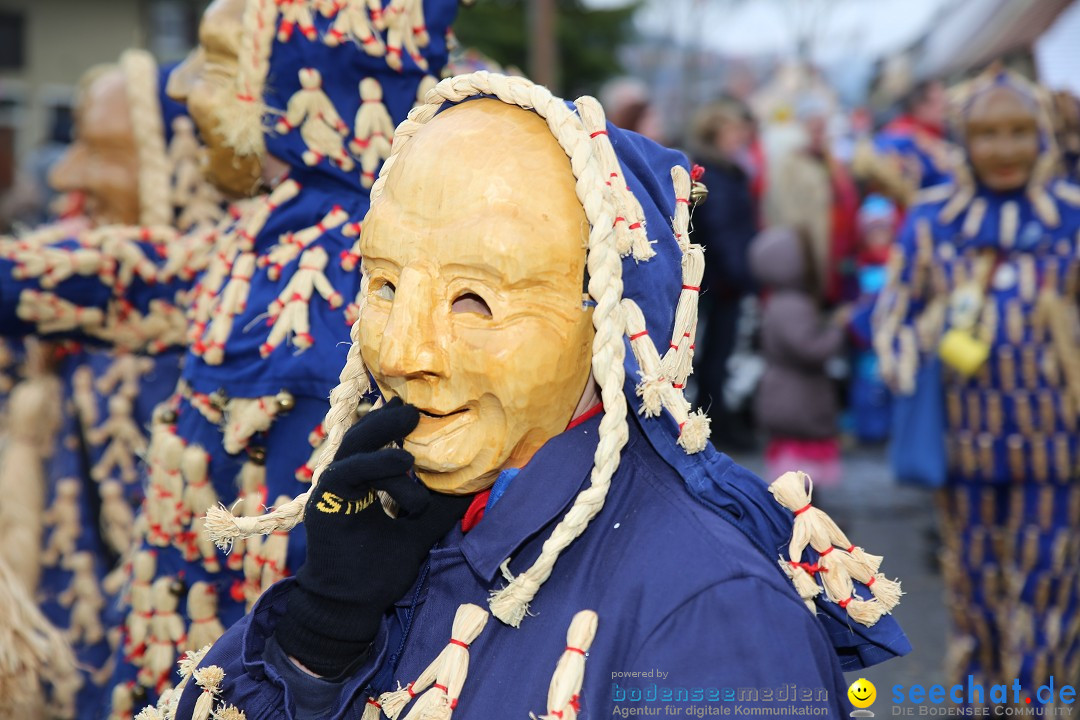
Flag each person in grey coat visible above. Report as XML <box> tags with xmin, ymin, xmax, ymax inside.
<box><xmin>750</xmin><ymin>226</ymin><xmax>849</xmax><ymax>486</ymax></box>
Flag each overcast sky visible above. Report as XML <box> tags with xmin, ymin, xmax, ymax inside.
<box><xmin>583</xmin><ymin>0</ymin><xmax>954</xmax><ymax>63</ymax></box>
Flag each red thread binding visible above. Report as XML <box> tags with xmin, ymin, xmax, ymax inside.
<box><xmin>793</xmin><ymin>503</ymin><xmax>812</xmax><ymax>516</ymax></box>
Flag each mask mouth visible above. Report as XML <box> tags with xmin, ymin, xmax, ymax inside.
<box><xmin>417</xmin><ymin>406</ymin><xmax>469</xmax><ymax>420</ymax></box>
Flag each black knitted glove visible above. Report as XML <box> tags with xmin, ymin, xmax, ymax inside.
<box><xmin>275</xmin><ymin>397</ymin><xmax>473</xmax><ymax>677</ymax></box>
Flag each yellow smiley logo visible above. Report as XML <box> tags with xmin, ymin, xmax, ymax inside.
<box><xmin>848</xmin><ymin>678</ymin><xmax>877</xmax><ymax>709</ymax></box>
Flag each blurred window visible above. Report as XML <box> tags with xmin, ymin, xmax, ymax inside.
<box><xmin>0</xmin><ymin>12</ymin><xmax>25</xmax><ymax>70</ymax></box>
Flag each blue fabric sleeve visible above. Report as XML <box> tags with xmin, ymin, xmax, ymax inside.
<box><xmin>173</xmin><ymin>580</ymin><xmax>388</xmax><ymax>720</ymax></box>
<box><xmin>608</xmin><ymin>576</ymin><xmax>853</xmax><ymax>717</ymax></box>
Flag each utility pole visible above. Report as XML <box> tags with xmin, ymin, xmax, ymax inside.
<box><xmin>528</xmin><ymin>0</ymin><xmax>558</xmax><ymax>92</ymax></box>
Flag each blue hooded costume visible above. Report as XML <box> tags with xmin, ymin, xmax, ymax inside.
<box><xmin>1</xmin><ymin>2</ymin><xmax>454</xmax><ymax>713</ymax></box>
<box><xmin>0</xmin><ymin>51</ymin><xmax>211</xmax><ymax>718</ymax></box>
<box><xmin>166</xmin><ymin>70</ymin><xmax>909</xmax><ymax>720</ymax></box>
<box><xmin>874</xmin><ymin>70</ymin><xmax>1080</xmax><ymax>692</ymax></box>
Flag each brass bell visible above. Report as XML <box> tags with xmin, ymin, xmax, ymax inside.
<box><xmin>155</xmin><ymin>405</ymin><xmax>178</xmax><ymax>425</ymax></box>
<box><xmin>689</xmin><ymin>180</ymin><xmax>709</xmax><ymax>208</ymax></box>
<box><xmin>247</xmin><ymin>445</ymin><xmax>267</xmax><ymax>465</ymax></box>
<box><xmin>275</xmin><ymin>390</ymin><xmax>296</xmax><ymax>413</ymax></box>
<box><xmin>209</xmin><ymin>388</ymin><xmax>229</xmax><ymax>411</ymax></box>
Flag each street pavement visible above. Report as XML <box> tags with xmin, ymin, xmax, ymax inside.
<box><xmin>729</xmin><ymin>443</ymin><xmax>949</xmax><ymax>693</ymax></box>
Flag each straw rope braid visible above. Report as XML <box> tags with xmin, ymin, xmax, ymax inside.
<box><xmin>217</xmin><ymin>0</ymin><xmax>277</xmax><ymax>158</ymax></box>
<box><xmin>120</xmin><ymin>49</ymin><xmax>172</xmax><ymax>228</ymax></box>
<box><xmin>769</xmin><ymin>471</ymin><xmax>901</xmax><ymax>626</ymax></box>
<box><xmin>533</xmin><ymin>610</ymin><xmax>598</xmax><ymax>720</ymax></box>
<box><xmin>323</xmin><ymin>0</ymin><xmax>386</xmax><ymax>55</ymax></box>
<box><xmin>204</xmin><ymin>304</ymin><xmax>371</xmax><ymax>548</ymax></box>
<box><xmin>0</xmin><ymin>553</ymin><xmax>79</xmax><ymax>720</ymax></box>
<box><xmin>378</xmin><ymin>603</ymin><xmax>489</xmax><ymax>720</ymax></box>
<box><xmin>260</xmin><ymin>204</ymin><xmax>348</xmax><ymax>280</ymax></box>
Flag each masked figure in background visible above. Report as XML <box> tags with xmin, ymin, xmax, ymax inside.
<box><xmin>875</xmin><ymin>68</ymin><xmax>1080</xmax><ymax>692</ymax></box>
<box><xmin>0</xmin><ymin>0</ymin><xmax>456</xmax><ymax>712</ymax></box>
<box><xmin>854</xmin><ymin>78</ymin><xmax>956</xmax><ymax>208</ymax></box>
<box><xmin>158</xmin><ymin>73</ymin><xmax>910</xmax><ymax>720</ymax></box>
<box><xmin>0</xmin><ymin>49</ymin><xmax>223</xmax><ymax>718</ymax></box>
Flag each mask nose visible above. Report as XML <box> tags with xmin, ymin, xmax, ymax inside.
<box><xmin>48</xmin><ymin>144</ymin><xmax>86</xmax><ymax>195</ymax></box>
<box><xmin>377</xmin><ymin>266</ymin><xmax>449</xmax><ymax>380</ymax></box>
<box><xmin>166</xmin><ymin>47</ymin><xmax>203</xmax><ymax>103</ymax></box>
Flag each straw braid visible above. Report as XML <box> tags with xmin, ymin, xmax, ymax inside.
<box><xmin>769</xmin><ymin>471</ymin><xmax>901</xmax><ymax>626</ymax></box>
<box><xmin>120</xmin><ymin>49</ymin><xmax>172</xmax><ymax>228</ymax></box>
<box><xmin>204</xmin><ymin>301</ymin><xmax>372</xmax><ymax>548</ymax></box>
<box><xmin>218</xmin><ymin>0</ymin><xmax>278</xmax><ymax>158</ymax></box>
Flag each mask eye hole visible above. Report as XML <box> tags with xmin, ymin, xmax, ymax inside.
<box><xmin>373</xmin><ymin>280</ymin><xmax>396</xmax><ymax>301</ymax></box>
<box><xmin>451</xmin><ymin>292</ymin><xmax>492</xmax><ymax>317</ymax></box>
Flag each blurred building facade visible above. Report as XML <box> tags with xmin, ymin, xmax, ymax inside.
<box><xmin>0</xmin><ymin>0</ymin><xmax>202</xmax><ymax>199</ymax></box>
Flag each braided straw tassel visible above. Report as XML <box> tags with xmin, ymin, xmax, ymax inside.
<box><xmin>191</xmin><ymin>665</ymin><xmax>226</xmax><ymax>720</ymax></box>
<box><xmin>1028</xmin><ymin>151</ymin><xmax>1061</xmax><ymax>228</ymax></box>
<box><xmin>221</xmin><ymin>394</ymin><xmax>291</xmax><ymax>455</ymax></box>
<box><xmin>261</xmin><ymin>245</ymin><xmax>344</xmax><ymax>355</ymax></box>
<box><xmin>295</xmin><ymin>423</ymin><xmax>327</xmax><ymax>482</ymax></box>
<box><xmin>622</xmin><ymin>299</ymin><xmax>666</xmax><ymax>417</ymax></box>
<box><xmin>769</xmin><ymin>471</ymin><xmax>901</xmax><ymax>626</ymax></box>
<box><xmin>261</xmin><ymin>205</ymin><xmax>348</xmax><ymax>280</ymax></box>
<box><xmin>939</xmin><ymin>162</ymin><xmax>975</xmax><ymax>225</ymax></box>
<box><xmin>324</xmin><ymin>0</ymin><xmax>386</xmax><ymax>54</ymax></box>
<box><xmin>380</xmin><ymin>603</ymin><xmax>489</xmax><ymax>720</ymax></box>
<box><xmin>120</xmin><ymin>49</ymin><xmax>172</xmax><ymax>228</ymax></box>
<box><xmin>17</xmin><ymin>290</ymin><xmax>106</xmax><ymax>334</ymax></box>
<box><xmin>536</xmin><ymin>610</ymin><xmax>598</xmax><ymax>720</ymax></box>
<box><xmin>276</xmin><ymin>68</ymin><xmax>354</xmax><ymax>171</ymax></box>
<box><xmin>237</xmin><ymin>180</ymin><xmax>302</xmax><ymax>250</ymax></box>
<box><xmin>277</xmin><ymin>0</ymin><xmax>316</xmax><ymax>42</ymax></box>
<box><xmin>186</xmin><ymin>582</ymin><xmax>226</xmax><ymax>651</ymax></box>
<box><xmin>352</xmin><ymin>78</ymin><xmax>396</xmax><ymax>188</ymax></box>
<box><xmin>778</xmin><ymin>559</ymin><xmax>822</xmax><ymax>613</ymax></box>
<box><xmin>575</xmin><ymin>97</ymin><xmax>653</xmax><ymax>261</ymax></box>
<box><xmin>181</xmin><ymin>446</ymin><xmax>220</xmax><ymax>571</ymax></box>
<box><xmin>198</xmin><ymin>252</ymin><xmax>256</xmax><ymax>366</ymax></box>
<box><xmin>658</xmin><ymin>243</ymin><xmax>704</xmax><ymax>390</ymax></box>
<box><xmin>362</xmin><ymin>697</ymin><xmax>383</xmax><ymax>720</ymax></box>
<box><xmin>382</xmin><ymin>0</ymin><xmax>430</xmax><ymax>71</ymax></box>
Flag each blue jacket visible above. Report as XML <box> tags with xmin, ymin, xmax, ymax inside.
<box><xmin>175</xmin><ymin>412</ymin><xmax>853</xmax><ymax>719</ymax></box>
